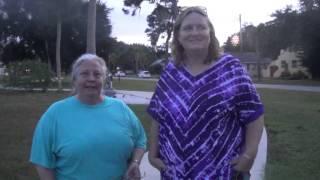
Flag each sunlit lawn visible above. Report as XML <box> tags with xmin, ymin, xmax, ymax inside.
<box><xmin>0</xmin><ymin>89</ymin><xmax>319</xmax><ymax>179</ymax></box>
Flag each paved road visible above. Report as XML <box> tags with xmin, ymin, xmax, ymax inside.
<box><xmin>255</xmin><ymin>83</ymin><xmax>320</xmax><ymax>92</ymax></box>
<box><xmin>118</xmin><ymin>78</ymin><xmax>320</xmax><ymax>92</ymax></box>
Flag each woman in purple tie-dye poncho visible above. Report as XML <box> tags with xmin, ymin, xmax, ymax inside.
<box><xmin>147</xmin><ymin>6</ymin><xmax>265</xmax><ymax>180</ymax></box>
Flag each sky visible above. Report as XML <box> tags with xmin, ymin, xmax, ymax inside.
<box><xmin>103</xmin><ymin>0</ymin><xmax>299</xmax><ymax>46</ymax></box>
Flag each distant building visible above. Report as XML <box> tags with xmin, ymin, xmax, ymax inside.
<box><xmin>229</xmin><ymin>49</ymin><xmax>311</xmax><ymax>79</ymax></box>
<box><xmin>266</xmin><ymin>49</ymin><xmax>311</xmax><ymax>79</ymax></box>
<box><xmin>0</xmin><ymin>61</ymin><xmax>6</xmax><ymax>76</ymax></box>
<box><xmin>229</xmin><ymin>52</ymin><xmax>272</xmax><ymax>78</ymax></box>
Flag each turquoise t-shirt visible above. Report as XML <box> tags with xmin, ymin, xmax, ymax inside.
<box><xmin>30</xmin><ymin>96</ymin><xmax>146</xmax><ymax>180</ymax></box>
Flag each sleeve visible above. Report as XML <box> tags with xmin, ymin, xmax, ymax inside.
<box><xmin>29</xmin><ymin>107</ymin><xmax>56</xmax><ymax>168</ymax></box>
<box><xmin>123</xmin><ymin>103</ymin><xmax>147</xmax><ymax>150</ymax></box>
<box><xmin>146</xmin><ymin>88</ymin><xmax>162</xmax><ymax>123</ymax></box>
<box><xmin>232</xmin><ymin>59</ymin><xmax>264</xmax><ymax>125</ymax></box>
<box><xmin>147</xmin><ymin>63</ymin><xmax>171</xmax><ymax>123</ymax></box>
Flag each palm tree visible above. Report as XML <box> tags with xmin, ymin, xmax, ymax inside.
<box><xmin>87</xmin><ymin>0</ymin><xmax>96</xmax><ymax>54</ymax></box>
<box><xmin>53</xmin><ymin>0</ymin><xmax>82</xmax><ymax>90</ymax></box>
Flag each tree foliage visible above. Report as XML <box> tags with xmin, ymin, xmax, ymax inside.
<box><xmin>298</xmin><ymin>0</ymin><xmax>320</xmax><ymax>78</ymax></box>
<box><xmin>122</xmin><ymin>0</ymin><xmax>179</xmax><ymax>56</ymax></box>
<box><xmin>0</xmin><ymin>0</ymin><xmax>112</xmax><ymax>74</ymax></box>
<box><xmin>5</xmin><ymin>60</ymin><xmax>52</xmax><ymax>91</ymax></box>
<box><xmin>224</xmin><ymin>2</ymin><xmax>320</xmax><ymax>78</ymax></box>
<box><xmin>109</xmin><ymin>41</ymin><xmax>157</xmax><ymax>72</ymax></box>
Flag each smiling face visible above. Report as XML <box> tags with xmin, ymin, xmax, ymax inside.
<box><xmin>73</xmin><ymin>59</ymin><xmax>104</xmax><ymax>102</ymax></box>
<box><xmin>178</xmin><ymin>12</ymin><xmax>211</xmax><ymax>52</ymax></box>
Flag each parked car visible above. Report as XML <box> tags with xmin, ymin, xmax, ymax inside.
<box><xmin>114</xmin><ymin>71</ymin><xmax>126</xmax><ymax>77</ymax></box>
<box><xmin>137</xmin><ymin>70</ymin><xmax>151</xmax><ymax>78</ymax></box>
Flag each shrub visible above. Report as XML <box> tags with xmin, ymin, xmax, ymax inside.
<box><xmin>280</xmin><ymin>71</ymin><xmax>292</xmax><ymax>79</ymax></box>
<box><xmin>290</xmin><ymin>71</ymin><xmax>308</xmax><ymax>80</ymax></box>
<box><xmin>5</xmin><ymin>60</ymin><xmax>52</xmax><ymax>91</ymax></box>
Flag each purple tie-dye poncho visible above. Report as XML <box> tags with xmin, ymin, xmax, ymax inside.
<box><xmin>147</xmin><ymin>54</ymin><xmax>264</xmax><ymax>180</ymax></box>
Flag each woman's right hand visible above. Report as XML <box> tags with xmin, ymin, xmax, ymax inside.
<box><xmin>148</xmin><ymin>155</ymin><xmax>167</xmax><ymax>171</ymax></box>
<box><xmin>148</xmin><ymin>120</ymin><xmax>167</xmax><ymax>171</ymax></box>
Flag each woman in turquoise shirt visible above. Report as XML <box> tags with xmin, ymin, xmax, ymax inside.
<box><xmin>30</xmin><ymin>54</ymin><xmax>147</xmax><ymax>180</ymax></box>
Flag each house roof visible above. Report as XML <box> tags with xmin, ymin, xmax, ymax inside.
<box><xmin>227</xmin><ymin>52</ymin><xmax>272</xmax><ymax>64</ymax></box>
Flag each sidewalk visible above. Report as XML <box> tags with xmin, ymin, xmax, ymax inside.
<box><xmin>140</xmin><ymin>152</ymin><xmax>160</xmax><ymax>179</ymax></box>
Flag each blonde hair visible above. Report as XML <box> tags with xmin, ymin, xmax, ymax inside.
<box><xmin>172</xmin><ymin>6</ymin><xmax>220</xmax><ymax>65</ymax></box>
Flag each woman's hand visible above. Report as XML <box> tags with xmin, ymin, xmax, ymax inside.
<box><xmin>148</xmin><ymin>154</ymin><xmax>167</xmax><ymax>172</ymax></box>
<box><xmin>148</xmin><ymin>120</ymin><xmax>167</xmax><ymax>172</ymax></box>
<box><xmin>231</xmin><ymin>115</ymin><xmax>264</xmax><ymax>172</ymax></box>
<box><xmin>231</xmin><ymin>153</ymin><xmax>254</xmax><ymax>172</ymax></box>
<box><xmin>125</xmin><ymin>162</ymin><xmax>141</xmax><ymax>180</ymax></box>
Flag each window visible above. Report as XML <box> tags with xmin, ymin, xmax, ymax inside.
<box><xmin>281</xmin><ymin>61</ymin><xmax>288</xmax><ymax>69</ymax></box>
<box><xmin>292</xmin><ymin>60</ymin><xmax>297</xmax><ymax>68</ymax></box>
<box><xmin>263</xmin><ymin>64</ymin><xmax>268</xmax><ymax>70</ymax></box>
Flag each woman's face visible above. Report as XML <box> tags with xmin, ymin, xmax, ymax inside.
<box><xmin>178</xmin><ymin>12</ymin><xmax>210</xmax><ymax>52</ymax></box>
<box><xmin>74</xmin><ymin>59</ymin><xmax>104</xmax><ymax>99</ymax></box>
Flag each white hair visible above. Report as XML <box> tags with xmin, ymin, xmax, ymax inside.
<box><xmin>71</xmin><ymin>53</ymin><xmax>107</xmax><ymax>82</ymax></box>
<box><xmin>71</xmin><ymin>53</ymin><xmax>107</xmax><ymax>94</ymax></box>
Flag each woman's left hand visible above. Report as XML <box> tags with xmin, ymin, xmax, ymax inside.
<box><xmin>230</xmin><ymin>153</ymin><xmax>254</xmax><ymax>172</ymax></box>
<box><xmin>125</xmin><ymin>162</ymin><xmax>141</xmax><ymax>180</ymax></box>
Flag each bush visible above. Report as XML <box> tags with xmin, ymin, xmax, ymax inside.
<box><xmin>148</xmin><ymin>64</ymin><xmax>163</xmax><ymax>75</ymax></box>
<box><xmin>280</xmin><ymin>71</ymin><xmax>291</xmax><ymax>79</ymax></box>
<box><xmin>290</xmin><ymin>71</ymin><xmax>308</xmax><ymax>80</ymax></box>
<box><xmin>4</xmin><ymin>60</ymin><xmax>52</xmax><ymax>91</ymax></box>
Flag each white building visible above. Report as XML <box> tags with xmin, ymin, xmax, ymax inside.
<box><xmin>267</xmin><ymin>49</ymin><xmax>311</xmax><ymax>79</ymax></box>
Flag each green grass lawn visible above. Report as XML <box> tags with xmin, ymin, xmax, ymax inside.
<box><xmin>48</xmin><ymin>77</ymin><xmax>320</xmax><ymax>92</ymax></box>
<box><xmin>112</xmin><ymin>79</ymin><xmax>157</xmax><ymax>92</ymax></box>
<box><xmin>259</xmin><ymin>89</ymin><xmax>320</xmax><ymax>180</ymax></box>
<box><xmin>49</xmin><ymin>77</ymin><xmax>158</xmax><ymax>91</ymax></box>
<box><xmin>0</xmin><ymin>89</ymin><xmax>319</xmax><ymax>179</ymax></box>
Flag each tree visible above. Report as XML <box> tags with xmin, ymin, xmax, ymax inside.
<box><xmin>86</xmin><ymin>0</ymin><xmax>96</xmax><ymax>53</ymax></box>
<box><xmin>224</xmin><ymin>1</ymin><xmax>320</xmax><ymax>78</ymax></box>
<box><xmin>51</xmin><ymin>0</ymin><xmax>82</xmax><ymax>90</ymax></box>
<box><xmin>223</xmin><ymin>34</ymin><xmax>240</xmax><ymax>52</ymax></box>
<box><xmin>0</xmin><ymin>0</ymin><xmax>38</xmax><ymax>62</ymax></box>
<box><xmin>299</xmin><ymin>0</ymin><xmax>320</xmax><ymax>11</ymax></box>
<box><xmin>108</xmin><ymin>41</ymin><xmax>156</xmax><ymax>72</ymax></box>
<box><xmin>123</xmin><ymin>0</ymin><xmax>179</xmax><ymax>57</ymax></box>
<box><xmin>0</xmin><ymin>0</ymin><xmax>112</xmax><ymax>76</ymax></box>
<box><xmin>298</xmin><ymin>0</ymin><xmax>320</xmax><ymax>78</ymax></box>
<box><xmin>252</xmin><ymin>7</ymin><xmax>300</xmax><ymax>59</ymax></box>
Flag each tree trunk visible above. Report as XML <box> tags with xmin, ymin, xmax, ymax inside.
<box><xmin>165</xmin><ymin>28</ymin><xmax>171</xmax><ymax>58</ymax></box>
<box><xmin>45</xmin><ymin>40</ymin><xmax>51</xmax><ymax>72</ymax></box>
<box><xmin>56</xmin><ymin>18</ymin><xmax>62</xmax><ymax>90</ymax></box>
<box><xmin>86</xmin><ymin>0</ymin><xmax>96</xmax><ymax>54</ymax></box>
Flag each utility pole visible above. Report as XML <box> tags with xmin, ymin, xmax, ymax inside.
<box><xmin>86</xmin><ymin>0</ymin><xmax>96</xmax><ymax>54</ymax></box>
<box><xmin>239</xmin><ymin>14</ymin><xmax>243</xmax><ymax>53</ymax></box>
<box><xmin>255</xmin><ymin>29</ymin><xmax>262</xmax><ymax>81</ymax></box>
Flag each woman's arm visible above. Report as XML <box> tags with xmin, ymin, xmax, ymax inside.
<box><xmin>125</xmin><ymin>148</ymin><xmax>146</xmax><ymax>179</ymax></box>
<box><xmin>244</xmin><ymin>115</ymin><xmax>264</xmax><ymax>158</ymax></box>
<box><xmin>232</xmin><ymin>115</ymin><xmax>264</xmax><ymax>172</ymax></box>
<box><xmin>35</xmin><ymin>165</ymin><xmax>55</xmax><ymax>180</ymax></box>
<box><xmin>148</xmin><ymin>120</ymin><xmax>166</xmax><ymax>171</ymax></box>
<box><xmin>131</xmin><ymin>148</ymin><xmax>146</xmax><ymax>164</ymax></box>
